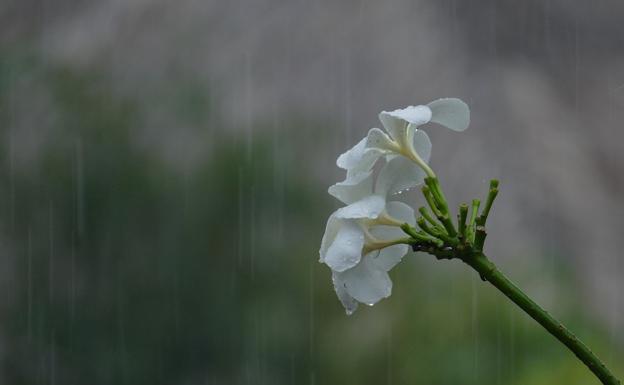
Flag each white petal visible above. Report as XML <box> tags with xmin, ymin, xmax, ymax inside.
<box><xmin>367</xmin><ymin>225</ymin><xmax>409</xmax><ymax>271</ymax></box>
<box><xmin>385</xmin><ymin>201</ymin><xmax>417</xmax><ymax>226</ymax></box>
<box><xmin>324</xmin><ymin>220</ymin><xmax>365</xmax><ymax>272</ymax></box>
<box><xmin>370</xmin><ymin>244</ymin><xmax>408</xmax><ymax>272</ymax></box>
<box><xmin>328</xmin><ymin>171</ymin><xmax>374</xmax><ymax>204</ymax></box>
<box><xmin>332</xmin><ymin>271</ymin><xmax>358</xmax><ymax>315</ymax></box>
<box><xmin>379</xmin><ymin>106</ymin><xmax>432</xmax><ymax>141</ymax></box>
<box><xmin>337</xmin><ymin>136</ymin><xmax>384</xmax><ymax>174</ymax></box>
<box><xmin>334</xmin><ymin>195</ymin><xmax>386</xmax><ymax>219</ymax></box>
<box><xmin>349</xmin><ymin>148</ymin><xmax>383</xmax><ymax>177</ymax></box>
<box><xmin>336</xmin><ymin>137</ymin><xmax>365</xmax><ymax>169</ymax></box>
<box><xmin>367</xmin><ymin>222</ymin><xmax>409</xmax><ymax>271</ymax></box>
<box><xmin>319</xmin><ymin>214</ymin><xmax>341</xmax><ymax>263</ymax></box>
<box><xmin>375</xmin><ymin>156</ymin><xmax>427</xmax><ymax>196</ymax></box>
<box><xmin>366</xmin><ymin>128</ymin><xmax>398</xmax><ymax>152</ymax></box>
<box><xmin>369</xmin><ymin>224</ymin><xmax>406</xmax><ymax>241</ymax></box>
<box><xmin>340</xmin><ymin>255</ymin><xmax>392</xmax><ymax>305</ymax></box>
<box><xmin>427</xmin><ymin>98</ymin><xmax>470</xmax><ymax>132</ymax></box>
<box><xmin>412</xmin><ymin>129</ymin><xmax>432</xmax><ymax>163</ymax></box>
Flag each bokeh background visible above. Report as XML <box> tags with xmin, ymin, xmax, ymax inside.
<box><xmin>1</xmin><ymin>0</ymin><xmax>623</xmax><ymax>384</ymax></box>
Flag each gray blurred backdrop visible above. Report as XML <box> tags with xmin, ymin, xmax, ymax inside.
<box><xmin>1</xmin><ymin>1</ymin><xmax>623</xmax><ymax>384</ymax></box>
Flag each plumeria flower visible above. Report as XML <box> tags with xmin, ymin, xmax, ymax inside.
<box><xmin>319</xmin><ymin>157</ymin><xmax>418</xmax><ymax>314</ymax></box>
<box><xmin>320</xmin><ymin>98</ymin><xmax>470</xmax><ymax>314</ymax></box>
<box><xmin>317</xmin><ymin>98</ymin><xmax>622</xmax><ymax>382</ymax></box>
<box><xmin>337</xmin><ymin>98</ymin><xmax>470</xmax><ymax>180</ymax></box>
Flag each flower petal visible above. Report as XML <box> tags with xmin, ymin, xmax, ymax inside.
<box><xmin>366</xmin><ymin>127</ymin><xmax>398</xmax><ymax>152</ymax></box>
<box><xmin>336</xmin><ymin>137</ymin><xmax>364</xmax><ymax>169</ymax></box>
<box><xmin>340</xmin><ymin>255</ymin><xmax>392</xmax><ymax>305</ymax></box>
<box><xmin>367</xmin><ymin>223</ymin><xmax>410</xmax><ymax>272</ymax></box>
<box><xmin>319</xmin><ymin>213</ymin><xmax>341</xmax><ymax>263</ymax></box>
<box><xmin>328</xmin><ymin>171</ymin><xmax>374</xmax><ymax>204</ymax></box>
<box><xmin>369</xmin><ymin>224</ymin><xmax>406</xmax><ymax>241</ymax></box>
<box><xmin>379</xmin><ymin>105</ymin><xmax>432</xmax><ymax>141</ymax></box>
<box><xmin>427</xmin><ymin>98</ymin><xmax>470</xmax><ymax>132</ymax></box>
<box><xmin>370</xmin><ymin>244</ymin><xmax>408</xmax><ymax>272</ymax></box>
<box><xmin>324</xmin><ymin>219</ymin><xmax>365</xmax><ymax>272</ymax></box>
<box><xmin>332</xmin><ymin>271</ymin><xmax>358</xmax><ymax>315</ymax></box>
<box><xmin>334</xmin><ymin>195</ymin><xmax>386</xmax><ymax>219</ymax></box>
<box><xmin>375</xmin><ymin>156</ymin><xmax>427</xmax><ymax>196</ymax></box>
<box><xmin>385</xmin><ymin>201</ymin><xmax>417</xmax><ymax>226</ymax></box>
<box><xmin>337</xmin><ymin>136</ymin><xmax>384</xmax><ymax>174</ymax></box>
<box><xmin>412</xmin><ymin>129</ymin><xmax>432</xmax><ymax>163</ymax></box>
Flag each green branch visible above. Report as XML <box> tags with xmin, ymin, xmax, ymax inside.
<box><xmin>457</xmin><ymin>203</ymin><xmax>468</xmax><ymax>240</ymax></box>
<box><xmin>466</xmin><ymin>253</ymin><xmax>620</xmax><ymax>385</ymax></box>
<box><xmin>400</xmin><ymin>176</ymin><xmax>621</xmax><ymax>385</ymax></box>
<box><xmin>465</xmin><ymin>199</ymin><xmax>480</xmax><ymax>243</ymax></box>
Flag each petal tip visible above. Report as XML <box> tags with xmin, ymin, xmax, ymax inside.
<box><xmin>427</xmin><ymin>97</ymin><xmax>470</xmax><ymax>131</ymax></box>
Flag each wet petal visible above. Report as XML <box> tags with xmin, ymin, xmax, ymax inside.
<box><xmin>379</xmin><ymin>105</ymin><xmax>432</xmax><ymax>141</ymax></box>
<box><xmin>337</xmin><ymin>136</ymin><xmax>384</xmax><ymax>174</ymax></box>
<box><xmin>334</xmin><ymin>195</ymin><xmax>386</xmax><ymax>219</ymax></box>
<box><xmin>324</xmin><ymin>220</ymin><xmax>365</xmax><ymax>272</ymax></box>
<box><xmin>427</xmin><ymin>98</ymin><xmax>470</xmax><ymax>132</ymax></box>
<box><xmin>369</xmin><ymin>224</ymin><xmax>406</xmax><ymax>241</ymax></box>
<box><xmin>332</xmin><ymin>271</ymin><xmax>358</xmax><ymax>315</ymax></box>
<box><xmin>367</xmin><ymin>225</ymin><xmax>409</xmax><ymax>271</ymax></box>
<box><xmin>319</xmin><ymin>213</ymin><xmax>341</xmax><ymax>262</ymax></box>
<box><xmin>385</xmin><ymin>201</ymin><xmax>416</xmax><ymax>227</ymax></box>
<box><xmin>366</xmin><ymin>127</ymin><xmax>398</xmax><ymax>152</ymax></box>
<box><xmin>341</xmin><ymin>255</ymin><xmax>392</xmax><ymax>304</ymax></box>
<box><xmin>375</xmin><ymin>156</ymin><xmax>427</xmax><ymax>196</ymax></box>
<box><xmin>328</xmin><ymin>171</ymin><xmax>374</xmax><ymax>204</ymax></box>
<box><xmin>337</xmin><ymin>137</ymin><xmax>365</xmax><ymax>169</ymax></box>
<box><xmin>370</xmin><ymin>244</ymin><xmax>408</xmax><ymax>271</ymax></box>
<box><xmin>412</xmin><ymin>129</ymin><xmax>432</xmax><ymax>163</ymax></box>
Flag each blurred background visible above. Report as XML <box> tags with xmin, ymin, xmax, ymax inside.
<box><xmin>1</xmin><ymin>0</ymin><xmax>623</xmax><ymax>384</ymax></box>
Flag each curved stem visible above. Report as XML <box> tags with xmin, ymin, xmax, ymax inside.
<box><xmin>402</xmin><ymin>146</ymin><xmax>436</xmax><ymax>179</ymax></box>
<box><xmin>402</xmin><ymin>167</ymin><xmax>619</xmax><ymax>383</ymax></box>
<box><xmin>363</xmin><ymin>236</ymin><xmax>416</xmax><ymax>255</ymax></box>
<box><xmin>465</xmin><ymin>253</ymin><xmax>620</xmax><ymax>385</ymax></box>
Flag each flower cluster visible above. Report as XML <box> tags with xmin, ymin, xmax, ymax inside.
<box><xmin>317</xmin><ymin>98</ymin><xmax>622</xmax><ymax>385</ymax></box>
<box><xmin>319</xmin><ymin>98</ymin><xmax>470</xmax><ymax>314</ymax></box>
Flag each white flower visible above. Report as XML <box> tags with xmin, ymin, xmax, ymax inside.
<box><xmin>337</xmin><ymin>98</ymin><xmax>470</xmax><ymax>179</ymax></box>
<box><xmin>330</xmin><ymin>203</ymin><xmax>415</xmax><ymax>314</ymax></box>
<box><xmin>321</xmin><ymin>98</ymin><xmax>471</xmax><ymax>314</ymax></box>
<box><xmin>319</xmin><ymin>157</ymin><xmax>417</xmax><ymax>314</ymax></box>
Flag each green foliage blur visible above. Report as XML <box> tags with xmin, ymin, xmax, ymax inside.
<box><xmin>0</xmin><ymin>51</ymin><xmax>621</xmax><ymax>385</ymax></box>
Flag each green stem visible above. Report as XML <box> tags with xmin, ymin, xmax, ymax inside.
<box><xmin>458</xmin><ymin>203</ymin><xmax>468</xmax><ymax>239</ymax></box>
<box><xmin>424</xmin><ymin>178</ymin><xmax>446</xmax><ymax>210</ymax></box>
<box><xmin>416</xmin><ymin>217</ymin><xmax>449</xmax><ymax>243</ymax></box>
<box><xmin>473</xmin><ymin>225</ymin><xmax>487</xmax><ymax>252</ymax></box>
<box><xmin>400</xmin><ymin>223</ymin><xmax>443</xmax><ymax>247</ymax></box>
<box><xmin>424</xmin><ymin>178</ymin><xmax>457</xmax><ymax>237</ymax></box>
<box><xmin>422</xmin><ymin>186</ymin><xmax>442</xmax><ymax>217</ymax></box>
<box><xmin>418</xmin><ymin>206</ymin><xmax>444</xmax><ymax>231</ymax></box>
<box><xmin>408</xmin><ymin>171</ymin><xmax>618</xmax><ymax>383</ymax></box>
<box><xmin>403</xmin><ymin>144</ymin><xmax>436</xmax><ymax>180</ymax></box>
<box><xmin>466</xmin><ymin>199</ymin><xmax>480</xmax><ymax>243</ymax></box>
<box><xmin>465</xmin><ymin>253</ymin><xmax>620</xmax><ymax>385</ymax></box>
<box><xmin>478</xmin><ymin>179</ymin><xmax>499</xmax><ymax>224</ymax></box>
